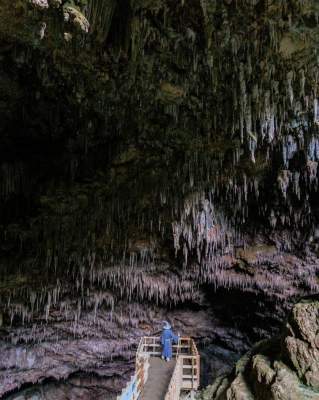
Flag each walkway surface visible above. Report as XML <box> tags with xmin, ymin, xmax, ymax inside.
<box><xmin>140</xmin><ymin>357</ymin><xmax>176</xmax><ymax>400</ymax></box>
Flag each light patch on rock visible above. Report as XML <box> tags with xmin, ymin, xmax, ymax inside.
<box><xmin>30</xmin><ymin>0</ymin><xmax>49</xmax><ymax>8</ymax></box>
<box><xmin>279</xmin><ymin>34</ymin><xmax>306</xmax><ymax>59</ymax></box>
<box><xmin>226</xmin><ymin>373</ymin><xmax>255</xmax><ymax>400</ymax></box>
<box><xmin>63</xmin><ymin>7</ymin><xmax>90</xmax><ymax>33</ymax></box>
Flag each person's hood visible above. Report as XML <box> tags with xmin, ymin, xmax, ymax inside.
<box><xmin>163</xmin><ymin>321</ymin><xmax>171</xmax><ymax>330</ymax></box>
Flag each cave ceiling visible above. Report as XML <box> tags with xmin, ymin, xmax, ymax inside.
<box><xmin>0</xmin><ymin>0</ymin><xmax>319</xmax><ymax>397</ymax></box>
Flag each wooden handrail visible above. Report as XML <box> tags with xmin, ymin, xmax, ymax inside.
<box><xmin>120</xmin><ymin>336</ymin><xmax>200</xmax><ymax>399</ymax></box>
<box><xmin>117</xmin><ymin>352</ymin><xmax>150</xmax><ymax>400</ymax></box>
<box><xmin>165</xmin><ymin>357</ymin><xmax>183</xmax><ymax>400</ymax></box>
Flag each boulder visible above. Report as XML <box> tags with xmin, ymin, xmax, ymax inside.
<box><xmin>198</xmin><ymin>300</ymin><xmax>319</xmax><ymax>400</ymax></box>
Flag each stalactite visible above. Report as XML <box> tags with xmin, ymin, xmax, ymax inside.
<box><xmin>85</xmin><ymin>0</ymin><xmax>117</xmax><ymax>43</ymax></box>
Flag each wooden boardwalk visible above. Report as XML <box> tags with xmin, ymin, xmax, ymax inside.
<box><xmin>140</xmin><ymin>358</ymin><xmax>176</xmax><ymax>400</ymax></box>
<box><xmin>117</xmin><ymin>337</ymin><xmax>200</xmax><ymax>400</ymax></box>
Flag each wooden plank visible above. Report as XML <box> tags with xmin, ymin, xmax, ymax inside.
<box><xmin>141</xmin><ymin>358</ymin><xmax>176</xmax><ymax>400</ymax></box>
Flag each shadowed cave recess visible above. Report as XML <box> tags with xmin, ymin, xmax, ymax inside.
<box><xmin>0</xmin><ymin>0</ymin><xmax>319</xmax><ymax>398</ymax></box>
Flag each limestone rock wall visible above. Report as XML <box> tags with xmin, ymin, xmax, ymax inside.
<box><xmin>199</xmin><ymin>298</ymin><xmax>319</xmax><ymax>400</ymax></box>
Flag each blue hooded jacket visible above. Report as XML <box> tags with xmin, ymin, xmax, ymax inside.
<box><xmin>161</xmin><ymin>327</ymin><xmax>179</xmax><ymax>359</ymax></box>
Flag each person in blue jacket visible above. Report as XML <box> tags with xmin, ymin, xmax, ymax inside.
<box><xmin>161</xmin><ymin>321</ymin><xmax>180</xmax><ymax>361</ymax></box>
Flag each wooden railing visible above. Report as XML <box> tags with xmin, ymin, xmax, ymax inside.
<box><xmin>137</xmin><ymin>336</ymin><xmax>200</xmax><ymax>392</ymax></box>
<box><xmin>164</xmin><ymin>357</ymin><xmax>183</xmax><ymax>400</ymax></box>
<box><xmin>116</xmin><ymin>353</ymin><xmax>150</xmax><ymax>400</ymax></box>
<box><xmin>119</xmin><ymin>336</ymin><xmax>200</xmax><ymax>400</ymax></box>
